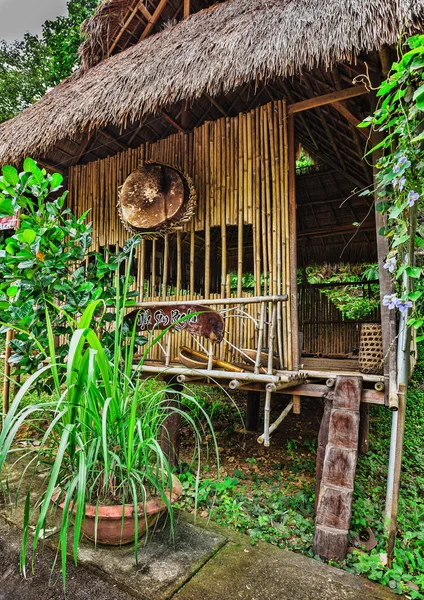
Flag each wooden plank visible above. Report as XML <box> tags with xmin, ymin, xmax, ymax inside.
<box><xmin>184</xmin><ymin>0</ymin><xmax>190</xmax><ymax>18</ymax></box>
<box><xmin>288</xmin><ymin>85</ymin><xmax>369</xmax><ymax>114</ymax></box>
<box><xmin>125</xmin><ymin>303</ymin><xmax>225</xmax><ymax>341</ymax></box>
<box><xmin>313</xmin><ymin>376</ymin><xmax>362</xmax><ymax>561</ymax></box>
<box><xmin>140</xmin><ymin>0</ymin><xmax>169</xmax><ymax>40</ymax></box>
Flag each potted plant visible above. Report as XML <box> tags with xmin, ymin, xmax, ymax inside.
<box><xmin>0</xmin><ymin>250</ymin><xmax>218</xmax><ymax>588</ymax></box>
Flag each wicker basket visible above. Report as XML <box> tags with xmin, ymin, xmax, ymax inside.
<box><xmin>359</xmin><ymin>323</ymin><xmax>383</xmax><ymax>375</ymax></box>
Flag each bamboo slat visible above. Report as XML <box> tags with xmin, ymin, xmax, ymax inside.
<box><xmin>68</xmin><ymin>99</ymin><xmax>293</xmax><ymax>368</ymax></box>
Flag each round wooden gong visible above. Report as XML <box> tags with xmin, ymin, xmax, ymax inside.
<box><xmin>118</xmin><ymin>163</ymin><xmax>193</xmax><ymax>234</ymax></box>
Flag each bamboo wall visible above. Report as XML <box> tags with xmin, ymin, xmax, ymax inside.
<box><xmin>68</xmin><ymin>100</ymin><xmax>294</xmax><ymax>369</ymax></box>
<box><xmin>299</xmin><ymin>285</ymin><xmax>381</xmax><ymax>356</ymax></box>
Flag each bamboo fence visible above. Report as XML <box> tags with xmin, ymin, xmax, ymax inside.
<box><xmin>299</xmin><ymin>284</ymin><xmax>381</xmax><ymax>356</ymax></box>
<box><xmin>68</xmin><ymin>100</ymin><xmax>293</xmax><ymax>368</ymax></box>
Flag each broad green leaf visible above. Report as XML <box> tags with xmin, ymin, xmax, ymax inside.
<box><xmin>0</xmin><ymin>198</ymin><xmax>14</xmax><ymax>216</ymax></box>
<box><xmin>406</xmin><ymin>266</ymin><xmax>422</xmax><ymax>278</ymax></box>
<box><xmin>21</xmin><ymin>229</ymin><xmax>37</xmax><ymax>244</ymax></box>
<box><xmin>6</xmin><ymin>285</ymin><xmax>18</xmax><ymax>297</ymax></box>
<box><xmin>50</xmin><ymin>172</ymin><xmax>63</xmax><ymax>190</ymax></box>
<box><xmin>23</xmin><ymin>158</ymin><xmax>38</xmax><ymax>173</ymax></box>
<box><xmin>2</xmin><ymin>165</ymin><xmax>19</xmax><ymax>186</ymax></box>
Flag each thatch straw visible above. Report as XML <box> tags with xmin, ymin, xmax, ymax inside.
<box><xmin>1</xmin><ymin>0</ymin><xmax>423</xmax><ymax>165</ymax></box>
<box><xmin>79</xmin><ymin>0</ymin><xmax>133</xmax><ymax>71</ymax></box>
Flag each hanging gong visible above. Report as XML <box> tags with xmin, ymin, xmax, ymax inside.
<box><xmin>118</xmin><ymin>162</ymin><xmax>196</xmax><ymax>237</ymax></box>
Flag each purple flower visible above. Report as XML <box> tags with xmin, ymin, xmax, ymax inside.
<box><xmin>396</xmin><ymin>298</ymin><xmax>413</xmax><ymax>313</ymax></box>
<box><xmin>398</xmin><ymin>176</ymin><xmax>406</xmax><ymax>191</ymax></box>
<box><xmin>392</xmin><ymin>177</ymin><xmax>398</xmax><ymax>188</ymax></box>
<box><xmin>383</xmin><ymin>294</ymin><xmax>399</xmax><ymax>310</ymax></box>
<box><xmin>393</xmin><ymin>156</ymin><xmax>411</xmax><ymax>174</ymax></box>
<box><xmin>407</xmin><ymin>190</ymin><xmax>419</xmax><ymax>207</ymax></box>
<box><xmin>383</xmin><ymin>256</ymin><xmax>396</xmax><ymax>273</ymax></box>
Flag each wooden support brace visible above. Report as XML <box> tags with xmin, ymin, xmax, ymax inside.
<box><xmin>313</xmin><ymin>376</ymin><xmax>362</xmax><ymax>561</ymax></box>
<box><xmin>159</xmin><ymin>375</ymin><xmax>183</xmax><ymax>466</ymax></box>
<box><xmin>293</xmin><ymin>395</ymin><xmax>301</xmax><ymax>414</ymax></box>
<box><xmin>246</xmin><ymin>391</ymin><xmax>260</xmax><ymax>431</ymax></box>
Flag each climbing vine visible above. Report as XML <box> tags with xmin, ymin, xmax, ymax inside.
<box><xmin>360</xmin><ymin>35</ymin><xmax>424</xmax><ymax>340</ymax></box>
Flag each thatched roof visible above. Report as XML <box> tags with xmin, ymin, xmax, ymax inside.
<box><xmin>0</xmin><ymin>0</ymin><xmax>423</xmax><ymax>166</ymax></box>
<box><xmin>79</xmin><ymin>0</ymin><xmax>220</xmax><ymax>71</ymax></box>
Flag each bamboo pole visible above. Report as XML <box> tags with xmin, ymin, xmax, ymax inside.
<box><xmin>176</xmin><ymin>231</ymin><xmax>182</xmax><ymax>298</ymax></box>
<box><xmin>204</xmin><ymin>123</ymin><xmax>211</xmax><ymax>297</ymax></box>
<box><xmin>288</xmin><ymin>113</ymin><xmax>298</xmax><ymax>371</ymax></box>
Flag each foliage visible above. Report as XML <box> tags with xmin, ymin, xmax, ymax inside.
<box><xmin>360</xmin><ymin>34</ymin><xmax>424</xmax><ymax>340</ymax></box>
<box><xmin>177</xmin><ymin>470</ymin><xmax>315</xmax><ymax>552</ymax></box>
<box><xmin>0</xmin><ymin>0</ymin><xmax>99</xmax><ymax>123</ymax></box>
<box><xmin>177</xmin><ymin>344</ymin><xmax>424</xmax><ymax>598</ymax></box>
<box><xmin>296</xmin><ymin>148</ymin><xmax>316</xmax><ymax>173</ymax></box>
<box><xmin>304</xmin><ymin>263</ymin><xmax>380</xmax><ymax>320</ymax></box>
<box><xmin>0</xmin><ymin>159</ymin><xmax>139</xmax><ymax>385</ymax></box>
<box><xmin>0</xmin><ymin>260</ymin><xmax>219</xmax><ymax>590</ymax></box>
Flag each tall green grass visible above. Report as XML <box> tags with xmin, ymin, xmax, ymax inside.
<box><xmin>0</xmin><ymin>251</ymin><xmax>219</xmax><ymax>589</ymax></box>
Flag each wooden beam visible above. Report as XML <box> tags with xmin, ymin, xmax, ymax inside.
<box><xmin>71</xmin><ymin>133</ymin><xmax>95</xmax><ymax>166</ymax></box>
<box><xmin>161</xmin><ymin>110</ymin><xmax>186</xmax><ymax>133</ymax></box>
<box><xmin>288</xmin><ymin>85</ymin><xmax>369</xmax><ymax>114</ymax></box>
<box><xmin>205</xmin><ymin>94</ymin><xmax>229</xmax><ymax>118</ymax></box>
<box><xmin>140</xmin><ymin>0</ymin><xmax>169</xmax><ymax>40</ymax></box>
<box><xmin>184</xmin><ymin>0</ymin><xmax>190</xmax><ymax>18</ymax></box>
<box><xmin>109</xmin><ymin>0</ymin><xmax>141</xmax><ymax>55</ymax></box>
<box><xmin>332</xmin><ymin>101</ymin><xmax>366</xmax><ymax>135</ymax></box>
<box><xmin>298</xmin><ymin>223</ymin><xmax>374</xmax><ymax>239</ymax></box>
<box><xmin>37</xmin><ymin>159</ymin><xmax>65</xmax><ymax>174</ymax></box>
<box><xmin>302</xmin><ymin>75</ymin><xmax>347</xmax><ymax>172</ymax></box>
<box><xmin>138</xmin><ymin>2</ymin><xmax>152</xmax><ymax>21</ymax></box>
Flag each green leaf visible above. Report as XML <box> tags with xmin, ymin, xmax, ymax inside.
<box><xmin>50</xmin><ymin>172</ymin><xmax>63</xmax><ymax>190</ymax></box>
<box><xmin>21</xmin><ymin>229</ymin><xmax>37</xmax><ymax>244</ymax></box>
<box><xmin>411</xmin><ymin>129</ymin><xmax>424</xmax><ymax>143</ymax></box>
<box><xmin>23</xmin><ymin>158</ymin><xmax>38</xmax><ymax>173</ymax></box>
<box><xmin>0</xmin><ymin>198</ymin><xmax>14</xmax><ymax>216</ymax></box>
<box><xmin>2</xmin><ymin>165</ymin><xmax>19</xmax><ymax>186</ymax></box>
<box><xmin>406</xmin><ymin>266</ymin><xmax>422</xmax><ymax>278</ymax></box>
<box><xmin>393</xmin><ymin>234</ymin><xmax>410</xmax><ymax>248</ymax></box>
<box><xmin>6</xmin><ymin>286</ymin><xmax>18</xmax><ymax>297</ymax></box>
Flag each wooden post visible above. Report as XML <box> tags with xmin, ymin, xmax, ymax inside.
<box><xmin>288</xmin><ymin>113</ymin><xmax>299</xmax><ymax>371</ymax></box>
<box><xmin>293</xmin><ymin>395</ymin><xmax>301</xmax><ymax>415</ymax></box>
<box><xmin>2</xmin><ymin>329</ymin><xmax>13</xmax><ymax>421</ymax></box>
<box><xmin>246</xmin><ymin>391</ymin><xmax>260</xmax><ymax>431</ymax></box>
<box><xmin>313</xmin><ymin>376</ymin><xmax>362</xmax><ymax>561</ymax></box>
<box><xmin>314</xmin><ymin>395</ymin><xmax>333</xmax><ymax>513</ymax></box>
<box><xmin>358</xmin><ymin>403</ymin><xmax>370</xmax><ymax>455</ymax></box>
<box><xmin>159</xmin><ymin>376</ymin><xmax>183</xmax><ymax>466</ymax></box>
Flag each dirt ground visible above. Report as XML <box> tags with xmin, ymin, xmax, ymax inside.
<box><xmin>0</xmin><ymin>519</ymin><xmax>134</xmax><ymax>600</ymax></box>
<box><xmin>179</xmin><ymin>391</ymin><xmax>324</xmax><ymax>484</ymax></box>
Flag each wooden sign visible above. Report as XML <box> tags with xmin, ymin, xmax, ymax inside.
<box><xmin>125</xmin><ymin>304</ymin><xmax>224</xmax><ymax>342</ymax></box>
<box><xmin>0</xmin><ymin>215</ymin><xmax>18</xmax><ymax>231</ymax></box>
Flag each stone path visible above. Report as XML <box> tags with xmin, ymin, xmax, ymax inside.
<box><xmin>0</xmin><ymin>505</ymin><xmax>399</xmax><ymax>600</ymax></box>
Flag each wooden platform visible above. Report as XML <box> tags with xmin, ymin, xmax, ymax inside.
<box><xmin>136</xmin><ymin>358</ymin><xmax>385</xmax><ymax>405</ymax></box>
<box><xmin>301</xmin><ymin>357</ymin><xmax>360</xmax><ymax>372</ymax></box>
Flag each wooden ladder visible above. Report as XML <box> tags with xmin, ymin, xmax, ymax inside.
<box><xmin>313</xmin><ymin>375</ymin><xmax>363</xmax><ymax>560</ymax></box>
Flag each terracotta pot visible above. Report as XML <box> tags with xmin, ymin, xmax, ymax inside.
<box><xmin>54</xmin><ymin>475</ymin><xmax>182</xmax><ymax>546</ymax></box>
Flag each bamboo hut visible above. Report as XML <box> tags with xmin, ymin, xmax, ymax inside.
<box><xmin>1</xmin><ymin>0</ymin><xmax>423</xmax><ymax>562</ymax></box>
